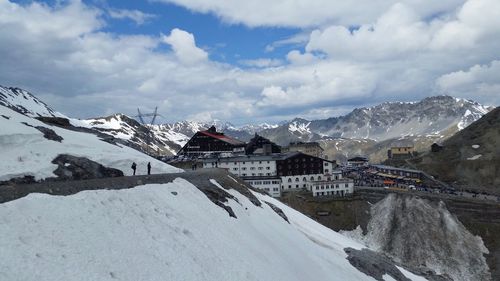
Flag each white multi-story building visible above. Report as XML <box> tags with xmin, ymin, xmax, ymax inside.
<box><xmin>202</xmin><ymin>152</ymin><xmax>353</xmax><ymax>198</ymax></box>
<box><xmin>203</xmin><ymin>155</ymin><xmax>279</xmax><ymax>177</ymax></box>
<box><xmin>310</xmin><ymin>179</ymin><xmax>354</xmax><ymax>197</ymax></box>
<box><xmin>243</xmin><ymin>177</ymin><xmax>282</xmax><ymax>197</ymax></box>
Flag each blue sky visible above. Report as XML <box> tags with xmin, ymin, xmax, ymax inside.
<box><xmin>13</xmin><ymin>0</ymin><xmax>303</xmax><ymax>66</ymax></box>
<box><xmin>98</xmin><ymin>0</ymin><xmax>302</xmax><ymax>65</ymax></box>
<box><xmin>1</xmin><ymin>0</ymin><xmax>499</xmax><ymax>124</ymax></box>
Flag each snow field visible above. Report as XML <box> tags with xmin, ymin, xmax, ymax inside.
<box><xmin>0</xmin><ymin>106</ymin><xmax>181</xmax><ymax>181</ymax></box>
<box><xmin>0</xmin><ymin>178</ymin><xmax>427</xmax><ymax>281</ymax></box>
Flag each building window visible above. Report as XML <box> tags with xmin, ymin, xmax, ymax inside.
<box><xmin>310</xmin><ymin>176</ymin><xmax>314</xmax><ymax>181</ymax></box>
<box><xmin>288</xmin><ymin>178</ymin><xmax>292</xmax><ymax>183</ymax></box>
<box><xmin>317</xmin><ymin>176</ymin><xmax>321</xmax><ymax>181</ymax></box>
<box><xmin>302</xmin><ymin>177</ymin><xmax>306</xmax><ymax>181</ymax></box>
<box><xmin>295</xmin><ymin>177</ymin><xmax>299</xmax><ymax>182</ymax></box>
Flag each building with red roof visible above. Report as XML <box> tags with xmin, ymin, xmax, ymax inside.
<box><xmin>177</xmin><ymin>126</ymin><xmax>245</xmax><ymax>156</ymax></box>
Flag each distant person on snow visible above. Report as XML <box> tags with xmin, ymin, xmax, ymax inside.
<box><xmin>131</xmin><ymin>162</ymin><xmax>137</xmax><ymax>175</ymax></box>
<box><xmin>147</xmin><ymin>162</ymin><xmax>151</xmax><ymax>175</ymax></box>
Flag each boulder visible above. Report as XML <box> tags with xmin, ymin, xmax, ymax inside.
<box><xmin>52</xmin><ymin>154</ymin><xmax>124</xmax><ymax>180</ymax></box>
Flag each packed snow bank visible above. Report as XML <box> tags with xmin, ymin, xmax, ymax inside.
<box><xmin>0</xmin><ymin>106</ymin><xmax>181</xmax><ymax>181</ymax></box>
<box><xmin>0</xmin><ymin>179</ymin><xmax>425</xmax><ymax>281</ymax></box>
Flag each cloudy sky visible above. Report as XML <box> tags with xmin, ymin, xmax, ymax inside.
<box><xmin>1</xmin><ymin>0</ymin><xmax>499</xmax><ymax>124</ymax></box>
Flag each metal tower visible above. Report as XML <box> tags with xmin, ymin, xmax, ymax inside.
<box><xmin>135</xmin><ymin>107</ymin><xmax>161</xmax><ymax>125</ymax></box>
<box><xmin>134</xmin><ymin>107</ymin><xmax>163</xmax><ymax>156</ymax></box>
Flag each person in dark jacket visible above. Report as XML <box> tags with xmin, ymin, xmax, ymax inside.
<box><xmin>131</xmin><ymin>162</ymin><xmax>137</xmax><ymax>175</ymax></box>
<box><xmin>147</xmin><ymin>162</ymin><xmax>151</xmax><ymax>175</ymax></box>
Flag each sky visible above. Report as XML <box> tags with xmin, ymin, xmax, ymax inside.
<box><xmin>0</xmin><ymin>0</ymin><xmax>499</xmax><ymax>125</ymax></box>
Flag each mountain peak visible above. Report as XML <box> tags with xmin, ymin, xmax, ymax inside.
<box><xmin>0</xmin><ymin>85</ymin><xmax>65</xmax><ymax>118</ymax></box>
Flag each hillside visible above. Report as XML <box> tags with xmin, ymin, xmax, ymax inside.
<box><xmin>410</xmin><ymin>107</ymin><xmax>500</xmax><ymax>194</ymax></box>
<box><xmin>71</xmin><ymin>114</ymin><xmax>185</xmax><ymax>155</ymax></box>
<box><xmin>0</xmin><ymin>169</ymin><xmax>437</xmax><ymax>281</ymax></box>
<box><xmin>0</xmin><ymin>105</ymin><xmax>181</xmax><ymax>182</ymax></box>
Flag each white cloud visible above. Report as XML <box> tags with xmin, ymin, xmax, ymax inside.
<box><xmin>108</xmin><ymin>8</ymin><xmax>156</xmax><ymax>25</ymax></box>
<box><xmin>265</xmin><ymin>33</ymin><xmax>310</xmax><ymax>52</ymax></box>
<box><xmin>286</xmin><ymin>50</ymin><xmax>318</xmax><ymax>65</ymax></box>
<box><xmin>162</xmin><ymin>28</ymin><xmax>208</xmax><ymax>65</ymax></box>
<box><xmin>0</xmin><ymin>0</ymin><xmax>102</xmax><ymax>38</ymax></box>
<box><xmin>305</xmin><ymin>3</ymin><xmax>434</xmax><ymax>60</ymax></box>
<box><xmin>239</xmin><ymin>58</ymin><xmax>283</xmax><ymax>68</ymax></box>
<box><xmin>256</xmin><ymin>61</ymin><xmax>377</xmax><ymax>108</ymax></box>
<box><xmin>0</xmin><ymin>0</ymin><xmax>498</xmax><ymax>126</ymax></box>
<box><xmin>430</xmin><ymin>0</ymin><xmax>500</xmax><ymax>50</ymax></box>
<box><xmin>436</xmin><ymin>60</ymin><xmax>500</xmax><ymax>105</ymax></box>
<box><xmin>156</xmin><ymin>0</ymin><xmax>465</xmax><ymax>28</ymax></box>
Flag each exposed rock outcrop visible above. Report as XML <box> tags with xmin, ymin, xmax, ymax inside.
<box><xmin>51</xmin><ymin>154</ymin><xmax>124</xmax><ymax>180</ymax></box>
<box><xmin>264</xmin><ymin>201</ymin><xmax>289</xmax><ymax>223</ymax></box>
<box><xmin>344</xmin><ymin>247</ymin><xmax>451</xmax><ymax>281</ymax></box>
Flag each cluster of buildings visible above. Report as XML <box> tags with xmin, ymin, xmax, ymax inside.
<box><xmin>178</xmin><ymin>126</ymin><xmax>353</xmax><ymax>198</ymax></box>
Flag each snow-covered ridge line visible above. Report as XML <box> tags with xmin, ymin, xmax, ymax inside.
<box><xmin>0</xmin><ymin>85</ymin><xmax>66</xmax><ymax>118</ymax></box>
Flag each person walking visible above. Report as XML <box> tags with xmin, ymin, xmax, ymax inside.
<box><xmin>131</xmin><ymin>162</ymin><xmax>137</xmax><ymax>175</ymax></box>
<box><xmin>147</xmin><ymin>162</ymin><xmax>151</xmax><ymax>175</ymax></box>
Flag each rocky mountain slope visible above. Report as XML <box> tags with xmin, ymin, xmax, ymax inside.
<box><xmin>410</xmin><ymin>106</ymin><xmax>500</xmax><ymax>194</ymax></box>
<box><xmin>260</xmin><ymin>96</ymin><xmax>491</xmax><ymax>145</ymax></box>
<box><xmin>0</xmin><ymin>85</ymin><xmax>65</xmax><ymax>118</ymax></box>
<box><xmin>252</xmin><ymin>96</ymin><xmax>491</xmax><ymax>163</ymax></box>
<box><xmin>71</xmin><ymin>114</ymin><xmax>185</xmax><ymax>155</ymax></box>
<box><xmin>1</xmin><ymin>85</ymin><xmax>492</xmax><ymax>162</ymax></box>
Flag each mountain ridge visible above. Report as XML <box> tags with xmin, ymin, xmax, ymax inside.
<box><xmin>0</xmin><ymin>85</ymin><xmax>494</xmax><ymax>160</ymax></box>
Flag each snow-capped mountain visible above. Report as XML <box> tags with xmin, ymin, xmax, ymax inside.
<box><xmin>0</xmin><ymin>85</ymin><xmax>65</xmax><ymax>118</ymax></box>
<box><xmin>0</xmin><ymin>105</ymin><xmax>181</xmax><ymax>183</ymax></box>
<box><xmin>1</xmin><ymin>85</ymin><xmax>492</xmax><ymax>161</ymax></box>
<box><xmin>260</xmin><ymin>96</ymin><xmax>492</xmax><ymax>146</ymax></box>
<box><xmin>70</xmin><ymin>114</ymin><xmax>184</xmax><ymax>155</ymax></box>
